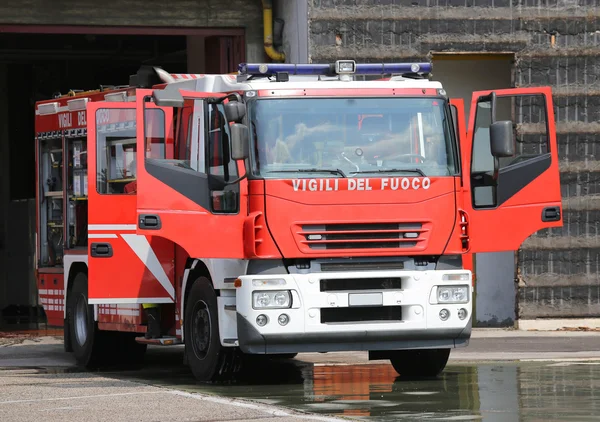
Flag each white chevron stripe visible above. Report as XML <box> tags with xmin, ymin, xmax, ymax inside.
<box><xmin>120</xmin><ymin>234</ymin><xmax>175</xmax><ymax>300</ymax></box>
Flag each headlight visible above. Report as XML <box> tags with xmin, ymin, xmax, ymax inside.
<box><xmin>252</xmin><ymin>290</ymin><xmax>292</xmax><ymax>309</ymax></box>
<box><xmin>437</xmin><ymin>286</ymin><xmax>469</xmax><ymax>304</ymax></box>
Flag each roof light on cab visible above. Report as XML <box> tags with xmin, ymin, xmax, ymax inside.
<box><xmin>104</xmin><ymin>92</ymin><xmax>128</xmax><ymax>102</ymax></box>
<box><xmin>335</xmin><ymin>60</ymin><xmax>356</xmax><ymax>74</ymax></box>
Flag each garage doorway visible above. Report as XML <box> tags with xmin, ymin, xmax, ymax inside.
<box><xmin>0</xmin><ymin>25</ymin><xmax>245</xmax><ymax>329</ymax></box>
<box><xmin>432</xmin><ymin>53</ymin><xmax>517</xmax><ymax>327</ymax></box>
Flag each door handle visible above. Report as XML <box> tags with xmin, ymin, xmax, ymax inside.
<box><xmin>91</xmin><ymin>243</ymin><xmax>113</xmax><ymax>258</ymax></box>
<box><xmin>139</xmin><ymin>214</ymin><xmax>162</xmax><ymax>230</ymax></box>
<box><xmin>542</xmin><ymin>206</ymin><xmax>561</xmax><ymax>222</ymax></box>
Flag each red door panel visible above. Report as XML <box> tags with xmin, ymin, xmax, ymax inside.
<box><xmin>461</xmin><ymin>87</ymin><xmax>563</xmax><ymax>253</ymax></box>
<box><xmin>135</xmin><ymin>89</ymin><xmax>247</xmax><ymax>258</ymax></box>
<box><xmin>87</xmin><ymin>102</ymin><xmax>175</xmax><ymax>304</ymax></box>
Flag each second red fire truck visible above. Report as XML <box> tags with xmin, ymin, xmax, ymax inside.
<box><xmin>34</xmin><ymin>60</ymin><xmax>563</xmax><ymax>381</ymax></box>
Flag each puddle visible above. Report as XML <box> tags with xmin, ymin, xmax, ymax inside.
<box><xmin>101</xmin><ymin>353</ymin><xmax>600</xmax><ymax>421</ymax></box>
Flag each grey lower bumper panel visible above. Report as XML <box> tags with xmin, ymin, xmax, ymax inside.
<box><xmin>237</xmin><ymin>313</ymin><xmax>472</xmax><ymax>354</ymax></box>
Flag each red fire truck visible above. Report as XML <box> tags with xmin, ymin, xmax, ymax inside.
<box><xmin>34</xmin><ymin>61</ymin><xmax>562</xmax><ymax>381</ymax></box>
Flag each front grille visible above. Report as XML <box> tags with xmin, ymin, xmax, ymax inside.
<box><xmin>320</xmin><ymin>261</ymin><xmax>405</xmax><ymax>272</ymax></box>
<box><xmin>298</xmin><ymin>222</ymin><xmax>428</xmax><ymax>251</ymax></box>
<box><xmin>320</xmin><ymin>277</ymin><xmax>402</xmax><ymax>292</ymax></box>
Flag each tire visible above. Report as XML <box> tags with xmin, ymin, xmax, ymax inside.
<box><xmin>389</xmin><ymin>348</ymin><xmax>451</xmax><ymax>378</ymax></box>
<box><xmin>68</xmin><ymin>273</ymin><xmax>148</xmax><ymax>368</ymax></box>
<box><xmin>67</xmin><ymin>272</ymin><xmax>109</xmax><ymax>367</ymax></box>
<box><xmin>184</xmin><ymin>276</ymin><xmax>241</xmax><ymax>382</ymax></box>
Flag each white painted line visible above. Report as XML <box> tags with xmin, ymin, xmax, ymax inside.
<box><xmin>0</xmin><ymin>391</ymin><xmax>163</xmax><ymax>405</ymax></box>
<box><xmin>39</xmin><ymin>406</ymin><xmax>86</xmax><ymax>412</ymax></box>
<box><xmin>545</xmin><ymin>361</ymin><xmax>600</xmax><ymax>367</ymax></box>
<box><xmin>168</xmin><ymin>390</ymin><xmax>344</xmax><ymax>421</ymax></box>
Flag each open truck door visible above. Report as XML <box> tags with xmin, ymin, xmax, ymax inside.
<box><xmin>87</xmin><ymin>103</ymin><xmax>175</xmax><ymax>304</ymax></box>
<box><xmin>461</xmin><ymin>87</ymin><xmax>563</xmax><ymax>253</ymax></box>
<box><xmin>134</xmin><ymin>88</ymin><xmax>248</xmax><ymax>258</ymax></box>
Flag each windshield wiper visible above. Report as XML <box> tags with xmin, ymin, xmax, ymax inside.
<box><xmin>354</xmin><ymin>168</ymin><xmax>426</xmax><ymax>177</ymax></box>
<box><xmin>266</xmin><ymin>168</ymin><xmax>347</xmax><ymax>178</ymax></box>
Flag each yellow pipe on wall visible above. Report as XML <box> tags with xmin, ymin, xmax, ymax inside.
<box><xmin>262</xmin><ymin>0</ymin><xmax>285</xmax><ymax>62</ymax></box>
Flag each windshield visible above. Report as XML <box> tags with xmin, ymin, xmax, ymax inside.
<box><xmin>249</xmin><ymin>97</ymin><xmax>457</xmax><ymax>178</ymax></box>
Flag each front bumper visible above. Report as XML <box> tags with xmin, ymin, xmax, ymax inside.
<box><xmin>235</xmin><ymin>269</ymin><xmax>472</xmax><ymax>354</ymax></box>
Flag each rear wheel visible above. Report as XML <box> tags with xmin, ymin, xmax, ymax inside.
<box><xmin>67</xmin><ymin>272</ymin><xmax>109</xmax><ymax>367</ymax></box>
<box><xmin>184</xmin><ymin>276</ymin><xmax>241</xmax><ymax>382</ymax></box>
<box><xmin>389</xmin><ymin>348</ymin><xmax>451</xmax><ymax>378</ymax></box>
<box><xmin>67</xmin><ymin>272</ymin><xmax>147</xmax><ymax>367</ymax></box>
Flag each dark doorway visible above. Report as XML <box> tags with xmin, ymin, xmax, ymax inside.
<box><xmin>0</xmin><ymin>27</ymin><xmax>244</xmax><ymax>329</ymax></box>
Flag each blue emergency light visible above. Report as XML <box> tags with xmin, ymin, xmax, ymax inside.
<box><xmin>238</xmin><ymin>60</ymin><xmax>432</xmax><ymax>78</ymax></box>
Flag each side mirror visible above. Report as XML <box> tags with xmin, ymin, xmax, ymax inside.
<box><xmin>231</xmin><ymin>123</ymin><xmax>249</xmax><ymax>160</ymax></box>
<box><xmin>224</xmin><ymin>102</ymin><xmax>246</xmax><ymax>123</ymax></box>
<box><xmin>490</xmin><ymin>120</ymin><xmax>515</xmax><ymax>157</ymax></box>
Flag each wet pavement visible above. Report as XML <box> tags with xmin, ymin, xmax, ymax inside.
<box><xmin>3</xmin><ymin>332</ymin><xmax>600</xmax><ymax>421</ymax></box>
<box><xmin>100</xmin><ymin>352</ymin><xmax>600</xmax><ymax>421</ymax></box>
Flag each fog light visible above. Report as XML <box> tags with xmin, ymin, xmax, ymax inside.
<box><xmin>458</xmin><ymin>308</ymin><xmax>468</xmax><ymax>320</ymax></box>
<box><xmin>278</xmin><ymin>314</ymin><xmax>290</xmax><ymax>326</ymax></box>
<box><xmin>256</xmin><ymin>314</ymin><xmax>268</xmax><ymax>326</ymax></box>
<box><xmin>439</xmin><ymin>309</ymin><xmax>450</xmax><ymax>321</ymax></box>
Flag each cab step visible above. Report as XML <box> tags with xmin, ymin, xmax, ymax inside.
<box><xmin>135</xmin><ymin>336</ymin><xmax>182</xmax><ymax>346</ymax></box>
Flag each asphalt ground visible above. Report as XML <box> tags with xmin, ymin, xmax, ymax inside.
<box><xmin>2</xmin><ymin>329</ymin><xmax>600</xmax><ymax>421</ymax></box>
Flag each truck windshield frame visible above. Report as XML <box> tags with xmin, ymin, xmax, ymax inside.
<box><xmin>247</xmin><ymin>96</ymin><xmax>459</xmax><ymax>179</ymax></box>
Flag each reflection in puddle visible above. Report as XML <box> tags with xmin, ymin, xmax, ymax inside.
<box><xmin>17</xmin><ymin>352</ymin><xmax>600</xmax><ymax>421</ymax></box>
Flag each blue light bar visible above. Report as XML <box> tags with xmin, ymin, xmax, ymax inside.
<box><xmin>355</xmin><ymin>63</ymin><xmax>432</xmax><ymax>75</ymax></box>
<box><xmin>239</xmin><ymin>63</ymin><xmax>333</xmax><ymax>76</ymax></box>
<box><xmin>238</xmin><ymin>61</ymin><xmax>431</xmax><ymax>77</ymax></box>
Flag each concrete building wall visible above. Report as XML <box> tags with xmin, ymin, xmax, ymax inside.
<box><xmin>307</xmin><ymin>0</ymin><xmax>600</xmax><ymax>321</ymax></box>
<box><xmin>275</xmin><ymin>0</ymin><xmax>310</xmax><ymax>63</ymax></box>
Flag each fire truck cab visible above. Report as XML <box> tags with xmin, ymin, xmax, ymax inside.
<box><xmin>34</xmin><ymin>60</ymin><xmax>562</xmax><ymax>381</ymax></box>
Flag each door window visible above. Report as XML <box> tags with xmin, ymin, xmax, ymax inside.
<box><xmin>471</xmin><ymin>94</ymin><xmax>550</xmax><ymax>208</ymax></box>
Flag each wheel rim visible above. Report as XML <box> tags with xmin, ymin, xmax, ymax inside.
<box><xmin>191</xmin><ymin>300</ymin><xmax>211</xmax><ymax>361</ymax></box>
<box><xmin>74</xmin><ymin>294</ymin><xmax>88</xmax><ymax>346</ymax></box>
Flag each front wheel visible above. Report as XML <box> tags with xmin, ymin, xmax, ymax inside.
<box><xmin>389</xmin><ymin>348</ymin><xmax>451</xmax><ymax>378</ymax></box>
<box><xmin>184</xmin><ymin>276</ymin><xmax>241</xmax><ymax>382</ymax></box>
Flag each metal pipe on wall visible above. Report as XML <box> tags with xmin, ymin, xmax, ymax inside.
<box><xmin>261</xmin><ymin>0</ymin><xmax>285</xmax><ymax>62</ymax></box>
